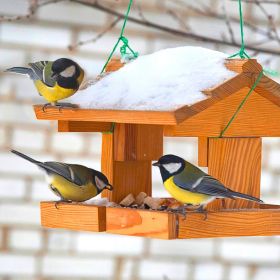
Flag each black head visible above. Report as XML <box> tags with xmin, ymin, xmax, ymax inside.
<box><xmin>92</xmin><ymin>170</ymin><xmax>113</xmax><ymax>193</ymax></box>
<box><xmin>51</xmin><ymin>58</ymin><xmax>82</xmax><ymax>89</ymax></box>
<box><xmin>153</xmin><ymin>154</ymin><xmax>185</xmax><ymax>182</ymax></box>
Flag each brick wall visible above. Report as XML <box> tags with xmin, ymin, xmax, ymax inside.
<box><xmin>0</xmin><ymin>1</ymin><xmax>280</xmax><ymax>279</ymax></box>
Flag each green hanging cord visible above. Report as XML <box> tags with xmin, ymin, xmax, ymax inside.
<box><xmin>100</xmin><ymin>0</ymin><xmax>138</xmax><ymax>134</ymax></box>
<box><xmin>219</xmin><ymin>70</ymin><xmax>264</xmax><ymax>138</ymax></box>
<box><xmin>100</xmin><ymin>0</ymin><xmax>138</xmax><ymax>74</ymax></box>
<box><xmin>229</xmin><ymin>0</ymin><xmax>250</xmax><ymax>59</ymax></box>
<box><xmin>103</xmin><ymin>123</ymin><xmax>116</xmax><ymax>135</ymax></box>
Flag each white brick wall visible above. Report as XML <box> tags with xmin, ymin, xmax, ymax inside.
<box><xmin>220</xmin><ymin>240</ymin><xmax>280</xmax><ymax>263</ymax></box>
<box><xmin>12</xmin><ymin>129</ymin><xmax>46</xmax><ymax>151</ymax></box>
<box><xmin>42</xmin><ymin>256</ymin><xmax>114</xmax><ymax>278</ymax></box>
<box><xmin>8</xmin><ymin>229</ymin><xmax>42</xmax><ymax>251</ymax></box>
<box><xmin>139</xmin><ymin>259</ymin><xmax>189</xmax><ymax>280</ymax></box>
<box><xmin>76</xmin><ymin>233</ymin><xmax>144</xmax><ymax>256</ymax></box>
<box><xmin>150</xmin><ymin>239</ymin><xmax>215</xmax><ymax>258</ymax></box>
<box><xmin>0</xmin><ymin>178</ymin><xmax>26</xmax><ymax>199</ymax></box>
<box><xmin>0</xmin><ymin>253</ymin><xmax>36</xmax><ymax>276</ymax></box>
<box><xmin>194</xmin><ymin>262</ymin><xmax>224</xmax><ymax>280</ymax></box>
<box><xmin>0</xmin><ymin>203</ymin><xmax>40</xmax><ymax>226</ymax></box>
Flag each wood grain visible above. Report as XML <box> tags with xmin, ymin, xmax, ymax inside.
<box><xmin>101</xmin><ymin>131</ymin><xmax>153</xmax><ymax>203</ymax></box>
<box><xmin>198</xmin><ymin>137</ymin><xmax>208</xmax><ymax>167</ymax></box>
<box><xmin>164</xmin><ymin>87</ymin><xmax>280</xmax><ymax>137</ymax></box>
<box><xmin>224</xmin><ymin>59</ymin><xmax>262</xmax><ymax>74</ymax></box>
<box><xmin>114</xmin><ymin>124</ymin><xmax>163</xmax><ymax>161</ymax></box>
<box><xmin>58</xmin><ymin>121</ymin><xmax>112</xmax><ymax>132</ymax></box>
<box><xmin>207</xmin><ymin>138</ymin><xmax>261</xmax><ymax>210</ymax></box>
<box><xmin>101</xmin><ymin>124</ymin><xmax>162</xmax><ymax>202</ymax></box>
<box><xmin>106</xmin><ymin>207</ymin><xmax>177</xmax><ymax>239</ymax></box>
<box><xmin>34</xmin><ymin>105</ymin><xmax>178</xmax><ymax>125</ymax></box>
<box><xmin>105</xmin><ymin>58</ymin><xmax>124</xmax><ymax>72</ymax></box>
<box><xmin>178</xmin><ymin>208</ymin><xmax>280</xmax><ymax>238</ymax></box>
<box><xmin>40</xmin><ymin>202</ymin><xmax>106</xmax><ymax>232</ymax></box>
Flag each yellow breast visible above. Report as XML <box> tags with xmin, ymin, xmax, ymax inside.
<box><xmin>164</xmin><ymin>177</ymin><xmax>211</xmax><ymax>205</ymax></box>
<box><xmin>34</xmin><ymin>80</ymin><xmax>76</xmax><ymax>103</ymax></box>
<box><xmin>50</xmin><ymin>175</ymin><xmax>98</xmax><ymax>202</ymax></box>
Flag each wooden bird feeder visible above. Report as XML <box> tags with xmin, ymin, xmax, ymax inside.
<box><xmin>35</xmin><ymin>58</ymin><xmax>280</xmax><ymax>239</ymax></box>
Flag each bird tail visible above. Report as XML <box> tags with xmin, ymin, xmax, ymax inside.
<box><xmin>230</xmin><ymin>190</ymin><xmax>263</xmax><ymax>203</ymax></box>
<box><xmin>11</xmin><ymin>149</ymin><xmax>41</xmax><ymax>166</ymax></box>
<box><xmin>5</xmin><ymin>67</ymin><xmax>33</xmax><ymax>77</ymax></box>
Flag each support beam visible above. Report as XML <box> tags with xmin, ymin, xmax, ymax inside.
<box><xmin>207</xmin><ymin>137</ymin><xmax>262</xmax><ymax>210</ymax></box>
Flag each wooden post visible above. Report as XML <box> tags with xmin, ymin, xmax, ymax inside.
<box><xmin>101</xmin><ymin>124</ymin><xmax>163</xmax><ymax>203</ymax></box>
<box><xmin>206</xmin><ymin>137</ymin><xmax>262</xmax><ymax>210</ymax></box>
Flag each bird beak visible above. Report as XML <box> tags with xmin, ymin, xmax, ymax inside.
<box><xmin>105</xmin><ymin>184</ymin><xmax>113</xmax><ymax>191</ymax></box>
<box><xmin>152</xmin><ymin>161</ymin><xmax>161</xmax><ymax>167</ymax></box>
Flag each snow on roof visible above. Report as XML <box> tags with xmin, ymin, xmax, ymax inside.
<box><xmin>69</xmin><ymin>46</ymin><xmax>236</xmax><ymax>111</ymax></box>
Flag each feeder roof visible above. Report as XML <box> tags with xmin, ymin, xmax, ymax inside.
<box><xmin>68</xmin><ymin>46</ymin><xmax>236</xmax><ymax>111</ymax></box>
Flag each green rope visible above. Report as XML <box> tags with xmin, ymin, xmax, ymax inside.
<box><xmin>100</xmin><ymin>0</ymin><xmax>138</xmax><ymax>74</ymax></box>
<box><xmin>229</xmin><ymin>0</ymin><xmax>250</xmax><ymax>59</ymax></box>
<box><xmin>100</xmin><ymin>0</ymin><xmax>138</xmax><ymax>134</ymax></box>
<box><xmin>219</xmin><ymin>70</ymin><xmax>264</xmax><ymax>138</ymax></box>
<box><xmin>103</xmin><ymin>123</ymin><xmax>116</xmax><ymax>134</ymax></box>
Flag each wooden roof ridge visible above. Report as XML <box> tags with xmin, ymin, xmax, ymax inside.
<box><xmin>175</xmin><ymin>59</ymin><xmax>280</xmax><ymax>124</ymax></box>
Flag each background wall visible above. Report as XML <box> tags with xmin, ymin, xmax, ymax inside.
<box><xmin>0</xmin><ymin>0</ymin><xmax>280</xmax><ymax>279</ymax></box>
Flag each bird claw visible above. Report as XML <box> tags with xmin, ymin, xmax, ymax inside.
<box><xmin>196</xmin><ymin>205</ymin><xmax>208</xmax><ymax>220</ymax></box>
<box><xmin>55</xmin><ymin>103</ymin><xmax>79</xmax><ymax>113</ymax></box>
<box><xmin>42</xmin><ymin>103</ymin><xmax>51</xmax><ymax>112</ymax></box>
<box><xmin>54</xmin><ymin>200</ymin><xmax>72</xmax><ymax>210</ymax></box>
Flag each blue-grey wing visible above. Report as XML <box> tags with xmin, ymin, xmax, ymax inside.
<box><xmin>42</xmin><ymin>162</ymin><xmax>84</xmax><ymax>186</ymax></box>
<box><xmin>28</xmin><ymin>61</ymin><xmax>56</xmax><ymax>87</ymax></box>
<box><xmin>174</xmin><ymin>174</ymin><xmax>234</xmax><ymax>198</ymax></box>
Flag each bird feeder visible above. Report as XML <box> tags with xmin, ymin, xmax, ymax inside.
<box><xmin>34</xmin><ymin>58</ymin><xmax>280</xmax><ymax>239</ymax></box>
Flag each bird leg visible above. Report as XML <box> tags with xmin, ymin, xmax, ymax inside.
<box><xmin>42</xmin><ymin>102</ymin><xmax>78</xmax><ymax>112</ymax></box>
<box><xmin>168</xmin><ymin>205</ymin><xmax>187</xmax><ymax>220</ymax></box>
<box><xmin>196</xmin><ymin>205</ymin><xmax>208</xmax><ymax>220</ymax></box>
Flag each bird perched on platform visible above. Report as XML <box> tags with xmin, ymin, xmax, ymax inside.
<box><xmin>6</xmin><ymin>58</ymin><xmax>84</xmax><ymax>111</ymax></box>
<box><xmin>11</xmin><ymin>150</ymin><xmax>112</xmax><ymax>206</ymax></box>
<box><xmin>153</xmin><ymin>154</ymin><xmax>263</xmax><ymax>218</ymax></box>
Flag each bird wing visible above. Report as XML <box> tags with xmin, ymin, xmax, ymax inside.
<box><xmin>173</xmin><ymin>174</ymin><xmax>234</xmax><ymax>198</ymax></box>
<box><xmin>42</xmin><ymin>162</ymin><xmax>85</xmax><ymax>186</ymax></box>
<box><xmin>28</xmin><ymin>61</ymin><xmax>56</xmax><ymax>87</ymax></box>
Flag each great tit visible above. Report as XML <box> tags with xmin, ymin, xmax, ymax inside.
<box><xmin>153</xmin><ymin>154</ymin><xmax>263</xmax><ymax>217</ymax></box>
<box><xmin>6</xmin><ymin>58</ymin><xmax>84</xmax><ymax>111</ymax></box>
<box><xmin>11</xmin><ymin>150</ymin><xmax>113</xmax><ymax>206</ymax></box>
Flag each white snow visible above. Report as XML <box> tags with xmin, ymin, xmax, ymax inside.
<box><xmin>69</xmin><ymin>46</ymin><xmax>236</xmax><ymax>111</ymax></box>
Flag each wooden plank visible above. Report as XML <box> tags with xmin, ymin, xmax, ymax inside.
<box><xmin>207</xmin><ymin>138</ymin><xmax>261</xmax><ymax>210</ymax></box>
<box><xmin>105</xmin><ymin>58</ymin><xmax>124</xmax><ymax>72</ymax></box>
<box><xmin>40</xmin><ymin>202</ymin><xmax>106</xmax><ymax>232</ymax></box>
<box><xmin>58</xmin><ymin>121</ymin><xmax>112</xmax><ymax>132</ymax></box>
<box><xmin>102</xmin><ymin>124</ymin><xmax>160</xmax><ymax>203</ymax></box>
<box><xmin>174</xmin><ymin>74</ymin><xmax>248</xmax><ymax>124</ymax></box>
<box><xmin>165</xmin><ymin>87</ymin><xmax>280</xmax><ymax>137</ymax></box>
<box><xmin>101</xmin><ymin>133</ymin><xmax>114</xmax><ymax>200</ymax></box>
<box><xmin>108</xmin><ymin>161</ymin><xmax>152</xmax><ymax>203</ymax></box>
<box><xmin>178</xmin><ymin>208</ymin><xmax>280</xmax><ymax>238</ymax></box>
<box><xmin>198</xmin><ymin>137</ymin><xmax>208</xmax><ymax>167</ymax></box>
<box><xmin>106</xmin><ymin>207</ymin><xmax>177</xmax><ymax>239</ymax></box>
<box><xmin>224</xmin><ymin>59</ymin><xmax>262</xmax><ymax>74</ymax></box>
<box><xmin>101</xmin><ymin>132</ymin><xmax>152</xmax><ymax>203</ymax></box>
<box><xmin>114</xmin><ymin>124</ymin><xmax>163</xmax><ymax>161</ymax></box>
<box><xmin>33</xmin><ymin>105</ymin><xmax>178</xmax><ymax>125</ymax></box>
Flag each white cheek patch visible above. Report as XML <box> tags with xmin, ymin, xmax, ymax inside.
<box><xmin>95</xmin><ymin>176</ymin><xmax>106</xmax><ymax>190</ymax></box>
<box><xmin>60</xmin><ymin>65</ymin><xmax>76</xmax><ymax>78</ymax></box>
<box><xmin>162</xmin><ymin>163</ymin><xmax>182</xmax><ymax>174</ymax></box>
